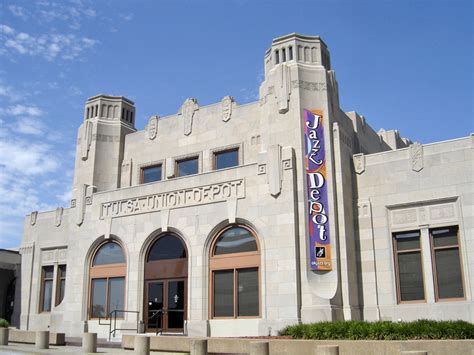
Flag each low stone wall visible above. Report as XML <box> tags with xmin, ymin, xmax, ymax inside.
<box><xmin>122</xmin><ymin>335</ymin><xmax>474</xmax><ymax>355</ymax></box>
<box><xmin>8</xmin><ymin>329</ymin><xmax>65</xmax><ymax>345</ymax></box>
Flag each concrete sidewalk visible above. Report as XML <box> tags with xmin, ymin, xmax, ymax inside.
<box><xmin>0</xmin><ymin>343</ymin><xmax>133</xmax><ymax>354</ymax></box>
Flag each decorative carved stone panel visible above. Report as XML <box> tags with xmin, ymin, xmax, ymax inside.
<box><xmin>55</xmin><ymin>207</ymin><xmax>63</xmax><ymax>227</ymax></box>
<box><xmin>147</xmin><ymin>115</ymin><xmax>159</xmax><ymax>140</ymax></box>
<box><xmin>358</xmin><ymin>201</ymin><xmax>371</xmax><ymax>218</ymax></box>
<box><xmin>409</xmin><ymin>142</ymin><xmax>423</xmax><ymax>172</ymax></box>
<box><xmin>81</xmin><ymin>120</ymin><xmax>93</xmax><ymax>161</ymax></box>
<box><xmin>275</xmin><ymin>63</ymin><xmax>291</xmax><ymax>114</ymax></box>
<box><xmin>121</xmin><ymin>158</ymin><xmax>133</xmax><ymax>187</ymax></box>
<box><xmin>430</xmin><ymin>204</ymin><xmax>455</xmax><ymax>220</ymax></box>
<box><xmin>179</xmin><ymin>98</ymin><xmax>199</xmax><ymax>136</ymax></box>
<box><xmin>19</xmin><ymin>242</ymin><xmax>34</xmax><ymax>255</ymax></box>
<box><xmin>392</xmin><ymin>209</ymin><xmax>417</xmax><ymax>225</ymax></box>
<box><xmin>281</xmin><ymin>146</ymin><xmax>294</xmax><ymax>170</ymax></box>
<box><xmin>268</xmin><ymin>144</ymin><xmax>282</xmax><ymax>197</ymax></box>
<box><xmin>41</xmin><ymin>248</ymin><xmax>67</xmax><ymax>264</ymax></box>
<box><xmin>221</xmin><ymin>96</ymin><xmax>234</xmax><ymax>122</ymax></box>
<box><xmin>30</xmin><ymin>211</ymin><xmax>38</xmax><ymax>226</ymax></box>
<box><xmin>353</xmin><ymin>154</ymin><xmax>365</xmax><ymax>174</ymax></box>
<box><xmin>389</xmin><ymin>199</ymin><xmax>458</xmax><ymax>229</ymax></box>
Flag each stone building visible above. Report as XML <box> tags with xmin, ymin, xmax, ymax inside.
<box><xmin>19</xmin><ymin>33</ymin><xmax>473</xmax><ymax>339</ymax></box>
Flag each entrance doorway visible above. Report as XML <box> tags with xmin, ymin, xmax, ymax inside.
<box><xmin>144</xmin><ymin>233</ymin><xmax>188</xmax><ymax>333</ymax></box>
<box><xmin>146</xmin><ymin>279</ymin><xmax>186</xmax><ymax>332</ymax></box>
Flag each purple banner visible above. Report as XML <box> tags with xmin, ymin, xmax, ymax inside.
<box><xmin>304</xmin><ymin>109</ymin><xmax>332</xmax><ymax>271</ymax></box>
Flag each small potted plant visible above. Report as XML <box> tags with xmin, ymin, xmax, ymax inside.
<box><xmin>0</xmin><ymin>318</ymin><xmax>9</xmax><ymax>345</ymax></box>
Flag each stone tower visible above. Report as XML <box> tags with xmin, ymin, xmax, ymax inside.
<box><xmin>259</xmin><ymin>34</ymin><xmax>361</xmax><ymax>322</ymax></box>
<box><xmin>71</xmin><ymin>95</ymin><xmax>136</xmax><ymax>216</ymax></box>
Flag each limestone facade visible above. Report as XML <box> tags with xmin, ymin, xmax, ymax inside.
<box><xmin>19</xmin><ymin>33</ymin><xmax>474</xmax><ymax>339</ymax></box>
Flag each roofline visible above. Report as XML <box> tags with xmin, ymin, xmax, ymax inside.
<box><xmin>87</xmin><ymin>94</ymin><xmax>135</xmax><ymax>105</ymax></box>
<box><xmin>272</xmin><ymin>33</ymin><xmax>328</xmax><ymax>48</ymax></box>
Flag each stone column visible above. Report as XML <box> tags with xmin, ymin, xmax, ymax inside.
<box><xmin>315</xmin><ymin>345</ymin><xmax>339</xmax><ymax>355</ymax></box>
<box><xmin>0</xmin><ymin>328</ymin><xmax>8</xmax><ymax>345</ymax></box>
<box><xmin>134</xmin><ymin>336</ymin><xmax>150</xmax><ymax>355</ymax></box>
<box><xmin>249</xmin><ymin>341</ymin><xmax>269</xmax><ymax>355</ymax></box>
<box><xmin>420</xmin><ymin>225</ymin><xmax>435</xmax><ymax>303</ymax></box>
<box><xmin>35</xmin><ymin>331</ymin><xmax>49</xmax><ymax>349</ymax></box>
<box><xmin>82</xmin><ymin>332</ymin><xmax>97</xmax><ymax>353</ymax></box>
<box><xmin>190</xmin><ymin>339</ymin><xmax>207</xmax><ymax>355</ymax></box>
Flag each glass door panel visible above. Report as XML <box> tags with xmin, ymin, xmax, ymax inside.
<box><xmin>167</xmin><ymin>280</ymin><xmax>185</xmax><ymax>330</ymax></box>
<box><xmin>147</xmin><ymin>282</ymin><xmax>163</xmax><ymax>330</ymax></box>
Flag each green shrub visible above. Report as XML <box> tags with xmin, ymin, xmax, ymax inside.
<box><xmin>0</xmin><ymin>319</ymin><xmax>9</xmax><ymax>328</ymax></box>
<box><xmin>278</xmin><ymin>320</ymin><xmax>474</xmax><ymax>340</ymax></box>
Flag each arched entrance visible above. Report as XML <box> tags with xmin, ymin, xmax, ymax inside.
<box><xmin>144</xmin><ymin>233</ymin><xmax>187</xmax><ymax>333</ymax></box>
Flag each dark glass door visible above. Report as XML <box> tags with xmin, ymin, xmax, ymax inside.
<box><xmin>145</xmin><ymin>279</ymin><xmax>186</xmax><ymax>332</ymax></box>
<box><xmin>146</xmin><ymin>281</ymin><xmax>163</xmax><ymax>331</ymax></box>
<box><xmin>167</xmin><ymin>280</ymin><xmax>185</xmax><ymax>330</ymax></box>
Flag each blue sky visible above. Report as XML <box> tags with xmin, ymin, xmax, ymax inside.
<box><xmin>0</xmin><ymin>0</ymin><xmax>472</xmax><ymax>249</ymax></box>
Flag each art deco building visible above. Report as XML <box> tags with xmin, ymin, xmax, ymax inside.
<box><xmin>19</xmin><ymin>33</ymin><xmax>473</xmax><ymax>339</ymax></box>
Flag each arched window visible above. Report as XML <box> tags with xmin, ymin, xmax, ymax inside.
<box><xmin>209</xmin><ymin>225</ymin><xmax>260</xmax><ymax>319</ymax></box>
<box><xmin>89</xmin><ymin>240</ymin><xmax>126</xmax><ymax>319</ymax></box>
<box><xmin>148</xmin><ymin>234</ymin><xmax>187</xmax><ymax>261</ymax></box>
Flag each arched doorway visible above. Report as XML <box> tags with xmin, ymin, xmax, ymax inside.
<box><xmin>144</xmin><ymin>233</ymin><xmax>188</xmax><ymax>333</ymax></box>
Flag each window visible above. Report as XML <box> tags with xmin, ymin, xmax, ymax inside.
<box><xmin>393</xmin><ymin>230</ymin><xmax>425</xmax><ymax>302</ymax></box>
<box><xmin>275</xmin><ymin>50</ymin><xmax>279</xmax><ymax>64</ymax></box>
<box><xmin>176</xmin><ymin>157</ymin><xmax>199</xmax><ymax>177</ymax></box>
<box><xmin>56</xmin><ymin>265</ymin><xmax>66</xmax><ymax>306</ymax></box>
<box><xmin>40</xmin><ymin>266</ymin><xmax>54</xmax><ymax>312</ymax></box>
<box><xmin>141</xmin><ymin>165</ymin><xmax>162</xmax><ymax>184</ymax></box>
<box><xmin>210</xmin><ymin>226</ymin><xmax>260</xmax><ymax>318</ymax></box>
<box><xmin>214</xmin><ymin>148</ymin><xmax>239</xmax><ymax>170</ymax></box>
<box><xmin>147</xmin><ymin>234</ymin><xmax>187</xmax><ymax>261</ymax></box>
<box><xmin>430</xmin><ymin>226</ymin><xmax>464</xmax><ymax>300</ymax></box>
<box><xmin>89</xmin><ymin>241</ymin><xmax>126</xmax><ymax>319</ymax></box>
<box><xmin>282</xmin><ymin>48</ymin><xmax>286</xmax><ymax>62</ymax></box>
<box><xmin>288</xmin><ymin>46</ymin><xmax>293</xmax><ymax>60</ymax></box>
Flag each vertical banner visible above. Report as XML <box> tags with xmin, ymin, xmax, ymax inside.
<box><xmin>304</xmin><ymin>109</ymin><xmax>332</xmax><ymax>271</ymax></box>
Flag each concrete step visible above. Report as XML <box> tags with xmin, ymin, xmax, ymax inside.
<box><xmin>65</xmin><ymin>336</ymin><xmax>122</xmax><ymax>348</ymax></box>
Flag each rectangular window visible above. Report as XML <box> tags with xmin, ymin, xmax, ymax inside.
<box><xmin>90</xmin><ymin>277</ymin><xmax>125</xmax><ymax>319</ymax></box>
<box><xmin>289</xmin><ymin>46</ymin><xmax>293</xmax><ymax>60</ymax></box>
<box><xmin>393</xmin><ymin>231</ymin><xmax>425</xmax><ymax>302</ymax></box>
<box><xmin>431</xmin><ymin>226</ymin><xmax>464</xmax><ymax>300</ymax></box>
<box><xmin>91</xmin><ymin>278</ymin><xmax>107</xmax><ymax>318</ymax></box>
<box><xmin>213</xmin><ymin>270</ymin><xmax>234</xmax><ymax>317</ymax></box>
<box><xmin>237</xmin><ymin>268</ymin><xmax>259</xmax><ymax>316</ymax></box>
<box><xmin>212</xmin><ymin>268</ymin><xmax>259</xmax><ymax>318</ymax></box>
<box><xmin>108</xmin><ymin>277</ymin><xmax>125</xmax><ymax>317</ymax></box>
<box><xmin>282</xmin><ymin>48</ymin><xmax>286</xmax><ymax>62</ymax></box>
<box><xmin>274</xmin><ymin>50</ymin><xmax>279</xmax><ymax>64</ymax></box>
<box><xmin>176</xmin><ymin>157</ymin><xmax>198</xmax><ymax>177</ymax></box>
<box><xmin>41</xmin><ymin>266</ymin><xmax>54</xmax><ymax>312</ymax></box>
<box><xmin>214</xmin><ymin>148</ymin><xmax>239</xmax><ymax>170</ymax></box>
<box><xmin>141</xmin><ymin>164</ymin><xmax>162</xmax><ymax>184</ymax></box>
<box><xmin>56</xmin><ymin>265</ymin><xmax>66</xmax><ymax>306</ymax></box>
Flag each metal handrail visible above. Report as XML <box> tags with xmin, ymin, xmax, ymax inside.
<box><xmin>98</xmin><ymin>310</ymin><xmax>140</xmax><ymax>341</ymax></box>
<box><xmin>149</xmin><ymin>309</ymin><xmax>165</xmax><ymax>335</ymax></box>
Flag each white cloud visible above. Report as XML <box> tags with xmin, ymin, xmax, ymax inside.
<box><xmin>0</xmin><ymin>104</ymin><xmax>43</xmax><ymax>116</ymax></box>
<box><xmin>68</xmin><ymin>85</ymin><xmax>83</xmax><ymax>96</ymax></box>
<box><xmin>119</xmin><ymin>13</ymin><xmax>134</xmax><ymax>21</ymax></box>
<box><xmin>0</xmin><ymin>138</ymin><xmax>59</xmax><ymax>175</ymax></box>
<box><xmin>0</xmin><ymin>84</ymin><xmax>23</xmax><ymax>102</ymax></box>
<box><xmin>0</xmin><ymin>23</ymin><xmax>98</xmax><ymax>61</ymax></box>
<box><xmin>13</xmin><ymin>117</ymin><xmax>46</xmax><ymax>135</ymax></box>
<box><xmin>8</xmin><ymin>5</ymin><xmax>27</xmax><ymax>19</ymax></box>
<box><xmin>0</xmin><ymin>134</ymin><xmax>65</xmax><ymax>247</ymax></box>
